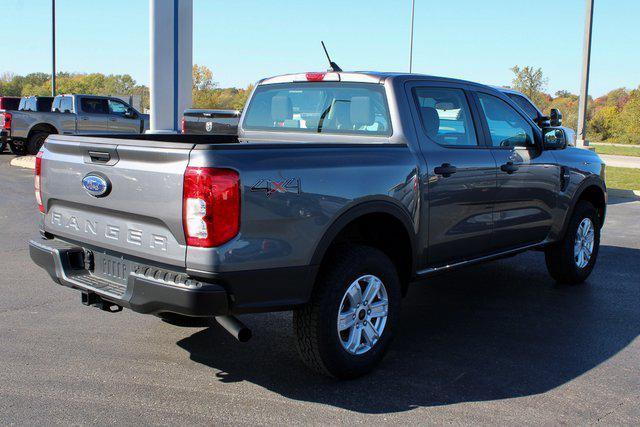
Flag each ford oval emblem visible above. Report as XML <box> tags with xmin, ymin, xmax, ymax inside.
<box><xmin>82</xmin><ymin>173</ymin><xmax>111</xmax><ymax>197</ymax></box>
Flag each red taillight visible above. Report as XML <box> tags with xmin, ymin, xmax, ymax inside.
<box><xmin>306</xmin><ymin>72</ymin><xmax>326</xmax><ymax>82</ymax></box>
<box><xmin>181</xmin><ymin>116</ymin><xmax>186</xmax><ymax>134</ymax></box>
<box><xmin>35</xmin><ymin>151</ymin><xmax>44</xmax><ymax>213</ymax></box>
<box><xmin>183</xmin><ymin>167</ymin><xmax>240</xmax><ymax>247</ymax></box>
<box><xmin>1</xmin><ymin>112</ymin><xmax>11</xmax><ymax>130</ymax></box>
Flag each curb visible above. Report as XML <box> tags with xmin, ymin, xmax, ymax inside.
<box><xmin>10</xmin><ymin>156</ymin><xmax>36</xmax><ymax>170</ymax></box>
<box><xmin>608</xmin><ymin>188</ymin><xmax>640</xmax><ymax>200</ymax></box>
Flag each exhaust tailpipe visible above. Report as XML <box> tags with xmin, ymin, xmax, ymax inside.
<box><xmin>215</xmin><ymin>315</ymin><xmax>252</xmax><ymax>342</ymax></box>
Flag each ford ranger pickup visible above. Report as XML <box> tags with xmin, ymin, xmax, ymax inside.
<box><xmin>29</xmin><ymin>71</ymin><xmax>606</xmax><ymax>378</ymax></box>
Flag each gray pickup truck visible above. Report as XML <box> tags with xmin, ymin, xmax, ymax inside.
<box><xmin>29</xmin><ymin>71</ymin><xmax>606</xmax><ymax>378</ymax></box>
<box><xmin>2</xmin><ymin>94</ymin><xmax>148</xmax><ymax>155</ymax></box>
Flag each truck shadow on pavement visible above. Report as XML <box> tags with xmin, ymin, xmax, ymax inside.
<box><xmin>177</xmin><ymin>245</ymin><xmax>639</xmax><ymax>414</ymax></box>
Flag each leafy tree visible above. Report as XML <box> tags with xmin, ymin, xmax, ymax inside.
<box><xmin>193</xmin><ymin>64</ymin><xmax>216</xmax><ymax>91</ymax></box>
<box><xmin>589</xmin><ymin>105</ymin><xmax>620</xmax><ymax>140</ymax></box>
<box><xmin>616</xmin><ymin>86</ymin><xmax>640</xmax><ymax>144</ymax></box>
<box><xmin>510</xmin><ymin>65</ymin><xmax>548</xmax><ymax>107</ymax></box>
<box><xmin>555</xmin><ymin>90</ymin><xmax>573</xmax><ymax>98</ymax></box>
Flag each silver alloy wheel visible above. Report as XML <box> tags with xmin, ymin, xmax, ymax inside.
<box><xmin>337</xmin><ymin>274</ymin><xmax>389</xmax><ymax>355</ymax></box>
<box><xmin>574</xmin><ymin>217</ymin><xmax>595</xmax><ymax>269</ymax></box>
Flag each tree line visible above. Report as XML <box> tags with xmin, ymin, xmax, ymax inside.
<box><xmin>1</xmin><ymin>65</ymin><xmax>638</xmax><ymax>144</ymax></box>
<box><xmin>510</xmin><ymin>65</ymin><xmax>639</xmax><ymax>144</ymax></box>
<box><xmin>0</xmin><ymin>64</ymin><xmax>251</xmax><ymax>112</ymax></box>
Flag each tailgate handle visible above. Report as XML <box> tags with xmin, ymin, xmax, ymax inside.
<box><xmin>88</xmin><ymin>151</ymin><xmax>111</xmax><ymax>163</ymax></box>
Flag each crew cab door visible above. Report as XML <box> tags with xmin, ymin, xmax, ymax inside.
<box><xmin>407</xmin><ymin>82</ymin><xmax>496</xmax><ymax>266</ymax></box>
<box><xmin>472</xmin><ymin>90</ymin><xmax>559</xmax><ymax>249</ymax></box>
<box><xmin>76</xmin><ymin>97</ymin><xmax>109</xmax><ymax>134</ymax></box>
<box><xmin>108</xmin><ymin>99</ymin><xmax>142</xmax><ymax>133</ymax></box>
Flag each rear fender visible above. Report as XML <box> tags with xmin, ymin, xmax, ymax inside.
<box><xmin>309</xmin><ymin>199</ymin><xmax>418</xmax><ymax>275</ymax></box>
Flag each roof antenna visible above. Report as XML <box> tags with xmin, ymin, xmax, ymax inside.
<box><xmin>321</xmin><ymin>41</ymin><xmax>342</xmax><ymax>72</ymax></box>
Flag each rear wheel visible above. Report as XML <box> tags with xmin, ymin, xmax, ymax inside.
<box><xmin>545</xmin><ymin>201</ymin><xmax>600</xmax><ymax>284</ymax></box>
<box><xmin>9</xmin><ymin>141</ymin><xmax>28</xmax><ymax>156</ymax></box>
<box><xmin>27</xmin><ymin>132</ymin><xmax>49</xmax><ymax>155</ymax></box>
<box><xmin>293</xmin><ymin>245</ymin><xmax>401</xmax><ymax>378</ymax></box>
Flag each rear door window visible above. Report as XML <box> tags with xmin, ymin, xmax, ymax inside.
<box><xmin>243</xmin><ymin>82</ymin><xmax>391</xmax><ymax>136</ymax></box>
<box><xmin>412</xmin><ymin>87</ymin><xmax>478</xmax><ymax>146</ymax></box>
<box><xmin>81</xmin><ymin>98</ymin><xmax>109</xmax><ymax>114</ymax></box>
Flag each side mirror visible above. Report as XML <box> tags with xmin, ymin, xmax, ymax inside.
<box><xmin>549</xmin><ymin>108</ymin><xmax>562</xmax><ymax>127</ymax></box>
<box><xmin>543</xmin><ymin>127</ymin><xmax>567</xmax><ymax>150</ymax></box>
<box><xmin>124</xmin><ymin>108</ymin><xmax>136</xmax><ymax>118</ymax></box>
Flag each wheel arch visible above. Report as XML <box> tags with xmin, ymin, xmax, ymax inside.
<box><xmin>27</xmin><ymin>123</ymin><xmax>58</xmax><ymax>141</ymax></box>
<box><xmin>561</xmin><ymin>177</ymin><xmax>607</xmax><ymax>237</ymax></box>
<box><xmin>310</xmin><ymin>199</ymin><xmax>418</xmax><ymax>295</ymax></box>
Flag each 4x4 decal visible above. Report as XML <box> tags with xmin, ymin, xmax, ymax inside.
<box><xmin>250</xmin><ymin>177</ymin><xmax>301</xmax><ymax>197</ymax></box>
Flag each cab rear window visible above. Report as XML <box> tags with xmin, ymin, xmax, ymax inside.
<box><xmin>243</xmin><ymin>82</ymin><xmax>391</xmax><ymax>136</ymax></box>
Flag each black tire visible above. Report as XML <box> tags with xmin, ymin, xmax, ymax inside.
<box><xmin>0</xmin><ymin>142</ymin><xmax>6</xmax><ymax>153</ymax></box>
<box><xmin>545</xmin><ymin>201</ymin><xmax>600</xmax><ymax>284</ymax></box>
<box><xmin>9</xmin><ymin>141</ymin><xmax>28</xmax><ymax>156</ymax></box>
<box><xmin>27</xmin><ymin>132</ymin><xmax>49</xmax><ymax>155</ymax></box>
<box><xmin>293</xmin><ymin>245</ymin><xmax>401</xmax><ymax>379</ymax></box>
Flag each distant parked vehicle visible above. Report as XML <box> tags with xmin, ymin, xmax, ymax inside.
<box><xmin>496</xmin><ymin>87</ymin><xmax>577</xmax><ymax>146</ymax></box>
<box><xmin>1</xmin><ymin>94</ymin><xmax>149</xmax><ymax>155</ymax></box>
<box><xmin>0</xmin><ymin>97</ymin><xmax>21</xmax><ymax>152</ymax></box>
<box><xmin>181</xmin><ymin>109</ymin><xmax>241</xmax><ymax>135</ymax></box>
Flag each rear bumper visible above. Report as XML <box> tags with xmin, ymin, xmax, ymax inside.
<box><xmin>29</xmin><ymin>237</ymin><xmax>229</xmax><ymax>316</ymax></box>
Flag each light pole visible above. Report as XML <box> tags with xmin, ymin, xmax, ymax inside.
<box><xmin>576</xmin><ymin>0</ymin><xmax>594</xmax><ymax>148</ymax></box>
<box><xmin>51</xmin><ymin>0</ymin><xmax>56</xmax><ymax>96</ymax></box>
<box><xmin>409</xmin><ymin>0</ymin><xmax>415</xmax><ymax>73</ymax></box>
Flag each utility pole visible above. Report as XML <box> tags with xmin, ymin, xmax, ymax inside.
<box><xmin>51</xmin><ymin>0</ymin><xmax>56</xmax><ymax>96</ymax></box>
<box><xmin>409</xmin><ymin>0</ymin><xmax>415</xmax><ymax>73</ymax></box>
<box><xmin>576</xmin><ymin>0</ymin><xmax>594</xmax><ymax>148</ymax></box>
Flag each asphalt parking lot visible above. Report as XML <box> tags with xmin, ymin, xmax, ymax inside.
<box><xmin>0</xmin><ymin>153</ymin><xmax>638</xmax><ymax>424</ymax></box>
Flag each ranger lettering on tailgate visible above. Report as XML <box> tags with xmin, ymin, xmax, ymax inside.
<box><xmin>50</xmin><ymin>210</ymin><xmax>168</xmax><ymax>252</ymax></box>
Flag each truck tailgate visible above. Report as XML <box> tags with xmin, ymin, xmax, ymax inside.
<box><xmin>41</xmin><ymin>135</ymin><xmax>194</xmax><ymax>267</ymax></box>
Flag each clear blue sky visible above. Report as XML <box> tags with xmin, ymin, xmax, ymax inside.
<box><xmin>1</xmin><ymin>0</ymin><xmax>638</xmax><ymax>97</ymax></box>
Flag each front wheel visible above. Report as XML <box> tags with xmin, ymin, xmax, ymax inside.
<box><xmin>545</xmin><ymin>201</ymin><xmax>600</xmax><ymax>284</ymax></box>
<box><xmin>293</xmin><ymin>245</ymin><xmax>401</xmax><ymax>379</ymax></box>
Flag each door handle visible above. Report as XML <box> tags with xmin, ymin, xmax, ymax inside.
<box><xmin>109</xmin><ymin>117</ymin><xmax>117</xmax><ymax>122</ymax></box>
<box><xmin>434</xmin><ymin>163</ymin><xmax>457</xmax><ymax>178</ymax></box>
<box><xmin>500</xmin><ymin>161</ymin><xmax>519</xmax><ymax>174</ymax></box>
<box><xmin>80</xmin><ymin>116</ymin><xmax>89</xmax><ymax>121</ymax></box>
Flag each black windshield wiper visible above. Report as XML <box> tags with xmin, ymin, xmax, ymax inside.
<box><xmin>316</xmin><ymin>105</ymin><xmax>333</xmax><ymax>133</ymax></box>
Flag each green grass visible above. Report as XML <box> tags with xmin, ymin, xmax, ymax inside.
<box><xmin>594</xmin><ymin>145</ymin><xmax>640</xmax><ymax>157</ymax></box>
<box><xmin>606</xmin><ymin>166</ymin><xmax>640</xmax><ymax>191</ymax></box>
